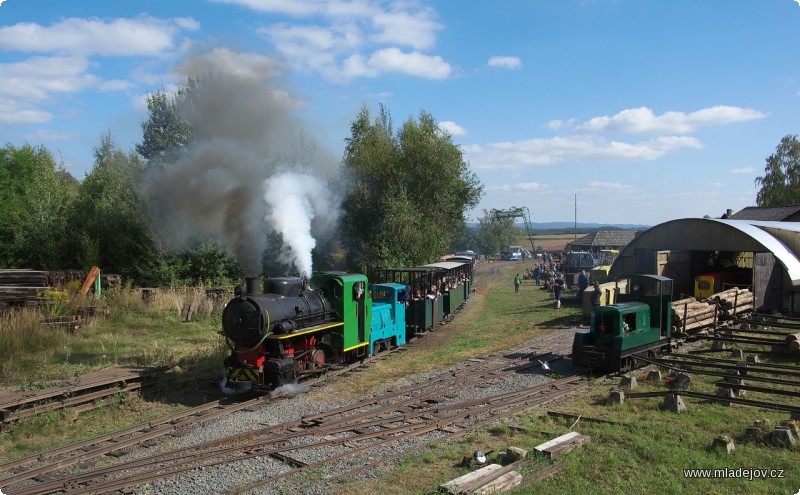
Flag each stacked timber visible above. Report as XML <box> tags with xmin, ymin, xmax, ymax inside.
<box><xmin>714</xmin><ymin>288</ymin><xmax>753</xmax><ymax>319</ymax></box>
<box><xmin>671</xmin><ymin>296</ymin><xmax>718</xmax><ymax>334</ymax></box>
<box><xmin>671</xmin><ymin>288</ymin><xmax>754</xmax><ymax>334</ymax></box>
<box><xmin>47</xmin><ymin>270</ymin><xmax>86</xmax><ymax>289</ymax></box>
<box><xmin>0</xmin><ymin>269</ymin><xmax>48</xmax><ymax>306</ymax></box>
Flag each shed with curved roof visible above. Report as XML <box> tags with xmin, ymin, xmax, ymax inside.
<box><xmin>608</xmin><ymin>218</ymin><xmax>800</xmax><ymax>311</ymax></box>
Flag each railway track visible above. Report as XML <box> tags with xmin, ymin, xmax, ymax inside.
<box><xmin>0</xmin><ymin>366</ymin><xmax>166</xmax><ymax>425</ymax></box>
<box><xmin>0</xmin><ymin>343</ymin><xmax>411</xmax><ymax>490</ymax></box>
<box><xmin>0</xmin><ymin>330</ymin><xmax>583</xmax><ymax>495</ymax></box>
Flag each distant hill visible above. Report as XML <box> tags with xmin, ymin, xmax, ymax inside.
<box><xmin>529</xmin><ymin>222</ymin><xmax>650</xmax><ymax>231</ymax></box>
<box><xmin>466</xmin><ymin>222</ymin><xmax>650</xmax><ymax>231</ymax></box>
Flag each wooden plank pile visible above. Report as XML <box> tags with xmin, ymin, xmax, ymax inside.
<box><xmin>671</xmin><ymin>288</ymin><xmax>753</xmax><ymax>334</ymax></box>
<box><xmin>0</xmin><ymin>269</ymin><xmax>49</xmax><ymax>307</ymax></box>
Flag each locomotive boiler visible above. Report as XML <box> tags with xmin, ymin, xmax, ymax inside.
<box><xmin>222</xmin><ymin>276</ymin><xmax>333</xmax><ymax>346</ymax></box>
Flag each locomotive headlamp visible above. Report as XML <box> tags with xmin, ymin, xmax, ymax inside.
<box><xmin>632</xmin><ymin>284</ymin><xmax>640</xmax><ymax>292</ymax></box>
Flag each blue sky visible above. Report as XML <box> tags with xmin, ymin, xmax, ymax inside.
<box><xmin>2</xmin><ymin>0</ymin><xmax>799</xmax><ymax>226</ymax></box>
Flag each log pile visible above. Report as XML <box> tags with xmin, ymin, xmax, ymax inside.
<box><xmin>714</xmin><ymin>288</ymin><xmax>753</xmax><ymax>319</ymax></box>
<box><xmin>671</xmin><ymin>288</ymin><xmax>753</xmax><ymax>334</ymax></box>
<box><xmin>0</xmin><ymin>269</ymin><xmax>121</xmax><ymax>308</ymax></box>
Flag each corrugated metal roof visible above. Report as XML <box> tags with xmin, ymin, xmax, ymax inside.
<box><xmin>608</xmin><ymin>218</ymin><xmax>800</xmax><ymax>286</ymax></box>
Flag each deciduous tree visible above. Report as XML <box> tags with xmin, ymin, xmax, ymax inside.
<box><xmin>340</xmin><ymin>105</ymin><xmax>483</xmax><ymax>272</ymax></box>
<box><xmin>135</xmin><ymin>87</ymin><xmax>194</xmax><ymax>167</ymax></box>
<box><xmin>755</xmin><ymin>135</ymin><xmax>800</xmax><ymax>206</ymax></box>
<box><xmin>474</xmin><ymin>209</ymin><xmax>516</xmax><ymax>258</ymax></box>
<box><xmin>0</xmin><ymin>144</ymin><xmax>74</xmax><ymax>268</ymax></box>
<box><xmin>68</xmin><ymin>133</ymin><xmax>159</xmax><ymax>282</ymax></box>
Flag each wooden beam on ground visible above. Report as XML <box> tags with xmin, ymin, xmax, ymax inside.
<box><xmin>535</xmin><ymin>431</ymin><xmax>590</xmax><ymax>459</ymax></box>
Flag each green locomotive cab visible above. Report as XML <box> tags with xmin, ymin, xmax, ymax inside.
<box><xmin>572</xmin><ymin>274</ymin><xmax>673</xmax><ymax>372</ymax></box>
<box><xmin>310</xmin><ymin>272</ymin><xmax>372</xmax><ymax>360</ymax></box>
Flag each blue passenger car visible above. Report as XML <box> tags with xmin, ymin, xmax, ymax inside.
<box><xmin>368</xmin><ymin>282</ymin><xmax>407</xmax><ymax>354</ymax></box>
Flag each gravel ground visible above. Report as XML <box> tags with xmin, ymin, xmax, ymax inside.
<box><xmin>123</xmin><ymin>328</ymin><xmax>583</xmax><ymax>495</ymax></box>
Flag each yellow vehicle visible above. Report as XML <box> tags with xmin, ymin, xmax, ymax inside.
<box><xmin>590</xmin><ymin>250</ymin><xmax>618</xmax><ymax>284</ymax></box>
<box><xmin>694</xmin><ymin>271</ymin><xmax>749</xmax><ymax>299</ymax></box>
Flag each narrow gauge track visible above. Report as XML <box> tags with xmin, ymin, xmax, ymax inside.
<box><xmin>10</xmin><ymin>372</ymin><xmax>585</xmax><ymax>495</ymax></box>
<box><xmin>0</xmin><ymin>344</ymin><xmax>409</xmax><ymax>490</ymax></box>
<box><xmin>2</xmin><ymin>331</ymin><xmax>581</xmax><ymax>495</ymax></box>
<box><xmin>0</xmin><ymin>366</ymin><xmax>166</xmax><ymax>424</ymax></box>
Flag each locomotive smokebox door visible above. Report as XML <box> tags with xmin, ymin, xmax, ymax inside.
<box><xmin>222</xmin><ymin>298</ymin><xmax>265</xmax><ymax>347</ymax></box>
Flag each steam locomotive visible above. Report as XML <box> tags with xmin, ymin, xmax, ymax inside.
<box><xmin>223</xmin><ymin>263</ymin><xmax>472</xmax><ymax>390</ymax></box>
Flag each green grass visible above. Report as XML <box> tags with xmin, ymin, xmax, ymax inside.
<box><xmin>0</xmin><ymin>285</ymin><xmax>229</xmax><ymax>461</ymax></box>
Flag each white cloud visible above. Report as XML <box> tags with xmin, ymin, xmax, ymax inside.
<box><xmin>707</xmin><ymin>181</ymin><xmax>727</xmax><ymax>188</ymax></box>
<box><xmin>545</xmin><ymin>118</ymin><xmax>575</xmax><ymax>131</ymax></box>
<box><xmin>729</xmin><ymin>167</ymin><xmax>754</xmax><ymax>174</ymax></box>
<box><xmin>343</xmin><ymin>48</ymin><xmax>450</xmax><ymax>80</ymax></box>
<box><xmin>0</xmin><ymin>16</ymin><xmax>199</xmax><ymax>124</ymax></box>
<box><xmin>0</xmin><ymin>16</ymin><xmax>186</xmax><ymax>56</ymax></box>
<box><xmin>252</xmin><ymin>0</ymin><xmax>449</xmax><ymax>81</ymax></box>
<box><xmin>488</xmin><ymin>56</ymin><xmax>521</xmax><ymax>69</ymax></box>
<box><xmin>439</xmin><ymin>121</ymin><xmax>468</xmax><ymax>136</ymax></box>
<box><xmin>486</xmin><ymin>182</ymin><xmax>545</xmax><ymax>192</ymax></box>
<box><xmin>0</xmin><ymin>56</ymin><xmax>97</xmax><ymax>102</ymax></box>
<box><xmin>173</xmin><ymin>17</ymin><xmax>201</xmax><ymax>31</ymax></box>
<box><xmin>210</xmin><ymin>0</ymin><xmax>320</xmax><ymax>16</ymax></box>
<box><xmin>371</xmin><ymin>6</ymin><xmax>442</xmax><ymax>50</ymax></box>
<box><xmin>575</xmin><ymin>106</ymin><xmax>766</xmax><ymax>134</ymax></box>
<box><xmin>583</xmin><ymin>181</ymin><xmax>635</xmax><ymax>191</ymax></box>
<box><xmin>466</xmin><ymin>135</ymin><xmax>703</xmax><ymax>170</ymax></box>
<box><xmin>0</xmin><ymin>98</ymin><xmax>51</xmax><ymax>123</ymax></box>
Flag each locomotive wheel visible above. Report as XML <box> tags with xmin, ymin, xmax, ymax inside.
<box><xmin>310</xmin><ymin>349</ymin><xmax>326</xmax><ymax>370</ymax></box>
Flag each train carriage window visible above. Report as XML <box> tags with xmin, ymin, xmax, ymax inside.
<box><xmin>330</xmin><ymin>282</ymin><xmax>341</xmax><ymax>299</ymax></box>
<box><xmin>372</xmin><ymin>290</ymin><xmax>391</xmax><ymax>302</ymax></box>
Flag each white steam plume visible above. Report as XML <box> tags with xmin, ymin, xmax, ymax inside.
<box><xmin>264</xmin><ymin>171</ymin><xmax>336</xmax><ymax>276</ymax></box>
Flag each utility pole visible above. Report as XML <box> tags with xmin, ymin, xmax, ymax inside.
<box><xmin>574</xmin><ymin>193</ymin><xmax>577</xmax><ymax>241</ymax></box>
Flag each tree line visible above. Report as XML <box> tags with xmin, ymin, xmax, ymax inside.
<box><xmin>0</xmin><ymin>78</ymin><xmax>493</xmax><ymax>286</ymax></box>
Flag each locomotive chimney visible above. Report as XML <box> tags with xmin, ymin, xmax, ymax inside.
<box><xmin>246</xmin><ymin>276</ymin><xmax>261</xmax><ymax>296</ymax></box>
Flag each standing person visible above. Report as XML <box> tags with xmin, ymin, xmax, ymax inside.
<box><xmin>534</xmin><ymin>264</ymin><xmax>541</xmax><ymax>286</ymax></box>
<box><xmin>514</xmin><ymin>273</ymin><xmax>521</xmax><ymax>294</ymax></box>
<box><xmin>554</xmin><ymin>277</ymin><xmax>565</xmax><ymax>309</ymax></box>
<box><xmin>591</xmin><ymin>281</ymin><xmax>602</xmax><ymax>308</ymax></box>
<box><xmin>577</xmin><ymin>270</ymin><xmax>589</xmax><ymax>303</ymax></box>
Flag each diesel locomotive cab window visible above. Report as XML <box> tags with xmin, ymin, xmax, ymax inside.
<box><xmin>623</xmin><ymin>314</ymin><xmax>636</xmax><ymax>332</ymax></box>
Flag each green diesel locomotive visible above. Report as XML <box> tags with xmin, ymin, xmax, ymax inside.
<box><xmin>572</xmin><ymin>274</ymin><xmax>673</xmax><ymax>372</ymax></box>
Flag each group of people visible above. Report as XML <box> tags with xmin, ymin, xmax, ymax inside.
<box><xmin>397</xmin><ymin>273</ymin><xmax>468</xmax><ymax>306</ymax></box>
<box><xmin>514</xmin><ymin>267</ymin><xmax>602</xmax><ymax>311</ymax></box>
